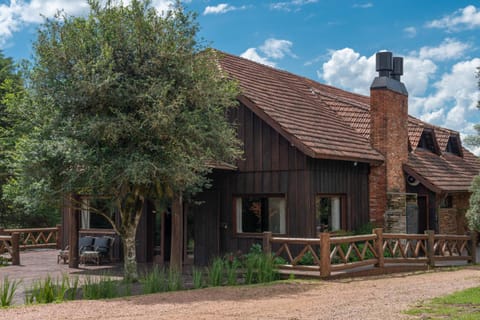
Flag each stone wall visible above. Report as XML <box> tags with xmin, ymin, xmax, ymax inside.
<box><xmin>384</xmin><ymin>193</ymin><xmax>417</xmax><ymax>233</ymax></box>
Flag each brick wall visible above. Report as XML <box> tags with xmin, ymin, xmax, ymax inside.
<box><xmin>438</xmin><ymin>193</ymin><xmax>470</xmax><ymax>234</ymax></box>
<box><xmin>369</xmin><ymin>87</ymin><xmax>409</xmax><ymax>225</ymax></box>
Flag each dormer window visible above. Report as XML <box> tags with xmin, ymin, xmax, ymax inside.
<box><xmin>417</xmin><ymin>130</ymin><xmax>438</xmax><ymax>154</ymax></box>
<box><xmin>446</xmin><ymin>136</ymin><xmax>462</xmax><ymax>156</ymax></box>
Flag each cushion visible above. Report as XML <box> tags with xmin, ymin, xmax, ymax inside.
<box><xmin>79</xmin><ymin>236</ymin><xmax>94</xmax><ymax>253</ymax></box>
<box><xmin>93</xmin><ymin>237</ymin><xmax>111</xmax><ymax>254</ymax></box>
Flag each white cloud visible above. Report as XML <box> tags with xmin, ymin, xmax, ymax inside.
<box><xmin>404</xmin><ymin>26</ymin><xmax>416</xmax><ymax>38</ymax></box>
<box><xmin>240</xmin><ymin>38</ymin><xmax>296</xmax><ymax>67</ymax></box>
<box><xmin>203</xmin><ymin>3</ymin><xmax>246</xmax><ymax>15</ymax></box>
<box><xmin>259</xmin><ymin>38</ymin><xmax>296</xmax><ymax>59</ymax></box>
<box><xmin>240</xmin><ymin>48</ymin><xmax>276</xmax><ymax>67</ymax></box>
<box><xmin>270</xmin><ymin>0</ymin><xmax>318</xmax><ymax>12</ymax></box>
<box><xmin>353</xmin><ymin>3</ymin><xmax>373</xmax><ymax>9</ymax></box>
<box><xmin>0</xmin><ymin>0</ymin><xmax>174</xmax><ymax>47</ymax></box>
<box><xmin>427</xmin><ymin>5</ymin><xmax>480</xmax><ymax>31</ymax></box>
<box><xmin>418</xmin><ymin>38</ymin><xmax>470</xmax><ymax>61</ymax></box>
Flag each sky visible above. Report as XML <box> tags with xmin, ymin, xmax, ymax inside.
<box><xmin>1</xmin><ymin>0</ymin><xmax>480</xmax><ymax>150</ymax></box>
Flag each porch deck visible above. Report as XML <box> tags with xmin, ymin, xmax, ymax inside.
<box><xmin>0</xmin><ymin>249</ymin><xmax>123</xmax><ymax>305</ymax></box>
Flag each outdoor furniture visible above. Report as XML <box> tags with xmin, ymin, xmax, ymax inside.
<box><xmin>57</xmin><ymin>236</ymin><xmax>96</xmax><ymax>264</ymax></box>
<box><xmin>79</xmin><ymin>236</ymin><xmax>115</xmax><ymax>265</ymax></box>
<box><xmin>57</xmin><ymin>247</ymin><xmax>69</xmax><ymax>264</ymax></box>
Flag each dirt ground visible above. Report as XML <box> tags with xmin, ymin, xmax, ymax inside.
<box><xmin>2</xmin><ymin>267</ymin><xmax>480</xmax><ymax>320</ymax></box>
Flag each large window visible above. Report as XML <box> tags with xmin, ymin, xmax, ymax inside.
<box><xmin>80</xmin><ymin>197</ymin><xmax>114</xmax><ymax>229</ymax></box>
<box><xmin>315</xmin><ymin>195</ymin><xmax>345</xmax><ymax>232</ymax></box>
<box><xmin>235</xmin><ymin>196</ymin><xmax>286</xmax><ymax>234</ymax></box>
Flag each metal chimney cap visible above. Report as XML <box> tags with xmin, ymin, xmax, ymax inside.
<box><xmin>376</xmin><ymin>52</ymin><xmax>393</xmax><ymax>77</ymax></box>
<box><xmin>391</xmin><ymin>57</ymin><xmax>404</xmax><ymax>81</ymax></box>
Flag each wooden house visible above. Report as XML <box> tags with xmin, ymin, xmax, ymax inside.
<box><xmin>61</xmin><ymin>51</ymin><xmax>480</xmax><ymax>266</ymax></box>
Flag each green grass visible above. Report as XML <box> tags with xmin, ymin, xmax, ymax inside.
<box><xmin>405</xmin><ymin>286</ymin><xmax>480</xmax><ymax>319</ymax></box>
<box><xmin>0</xmin><ymin>277</ymin><xmax>20</xmax><ymax>307</ymax></box>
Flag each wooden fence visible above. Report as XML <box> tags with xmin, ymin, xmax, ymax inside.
<box><xmin>263</xmin><ymin>228</ymin><xmax>477</xmax><ymax>277</ymax></box>
<box><xmin>0</xmin><ymin>234</ymin><xmax>20</xmax><ymax>265</ymax></box>
<box><xmin>0</xmin><ymin>225</ymin><xmax>61</xmax><ymax>250</ymax></box>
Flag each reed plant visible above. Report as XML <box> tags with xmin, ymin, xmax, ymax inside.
<box><xmin>192</xmin><ymin>267</ymin><xmax>204</xmax><ymax>289</ymax></box>
<box><xmin>208</xmin><ymin>257</ymin><xmax>224</xmax><ymax>287</ymax></box>
<box><xmin>0</xmin><ymin>277</ymin><xmax>20</xmax><ymax>307</ymax></box>
<box><xmin>225</xmin><ymin>257</ymin><xmax>240</xmax><ymax>286</ymax></box>
<box><xmin>141</xmin><ymin>266</ymin><xmax>167</xmax><ymax>294</ymax></box>
<box><xmin>82</xmin><ymin>276</ymin><xmax>119</xmax><ymax>300</ymax></box>
<box><xmin>167</xmin><ymin>268</ymin><xmax>182</xmax><ymax>291</ymax></box>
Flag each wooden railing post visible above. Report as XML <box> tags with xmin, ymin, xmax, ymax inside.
<box><xmin>425</xmin><ymin>230</ymin><xmax>435</xmax><ymax>267</ymax></box>
<box><xmin>374</xmin><ymin>228</ymin><xmax>384</xmax><ymax>268</ymax></box>
<box><xmin>470</xmin><ymin>231</ymin><xmax>478</xmax><ymax>264</ymax></box>
<box><xmin>56</xmin><ymin>224</ymin><xmax>62</xmax><ymax>249</ymax></box>
<box><xmin>263</xmin><ymin>231</ymin><xmax>272</xmax><ymax>255</ymax></box>
<box><xmin>320</xmin><ymin>232</ymin><xmax>331</xmax><ymax>277</ymax></box>
<box><xmin>11</xmin><ymin>233</ymin><xmax>20</xmax><ymax>265</ymax></box>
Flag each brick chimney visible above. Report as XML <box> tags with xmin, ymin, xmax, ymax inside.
<box><xmin>369</xmin><ymin>52</ymin><xmax>409</xmax><ymax>226</ymax></box>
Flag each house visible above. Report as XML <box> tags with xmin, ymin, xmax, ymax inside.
<box><xmin>61</xmin><ymin>51</ymin><xmax>480</xmax><ymax>266</ymax></box>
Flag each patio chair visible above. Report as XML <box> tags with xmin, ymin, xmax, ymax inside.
<box><xmin>80</xmin><ymin>236</ymin><xmax>115</xmax><ymax>265</ymax></box>
<box><xmin>57</xmin><ymin>236</ymin><xmax>95</xmax><ymax>264</ymax></box>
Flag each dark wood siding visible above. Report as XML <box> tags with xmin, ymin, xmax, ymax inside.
<box><xmin>192</xmin><ymin>104</ymin><xmax>370</xmax><ymax>261</ymax></box>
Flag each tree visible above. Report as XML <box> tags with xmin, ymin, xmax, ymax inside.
<box><xmin>465</xmin><ymin>66</ymin><xmax>480</xmax><ymax>231</ymax></box>
<box><xmin>14</xmin><ymin>0</ymin><xmax>241</xmax><ymax>281</ymax></box>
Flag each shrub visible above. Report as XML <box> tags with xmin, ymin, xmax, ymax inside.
<box><xmin>243</xmin><ymin>245</ymin><xmax>279</xmax><ymax>284</ymax></box>
<box><xmin>224</xmin><ymin>256</ymin><xmax>240</xmax><ymax>286</ymax></box>
<box><xmin>0</xmin><ymin>277</ymin><xmax>20</xmax><ymax>307</ymax></box>
<box><xmin>82</xmin><ymin>276</ymin><xmax>119</xmax><ymax>300</ymax></box>
<box><xmin>167</xmin><ymin>268</ymin><xmax>182</xmax><ymax>291</ymax></box>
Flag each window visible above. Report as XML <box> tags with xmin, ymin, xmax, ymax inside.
<box><xmin>235</xmin><ymin>196</ymin><xmax>286</xmax><ymax>234</ymax></box>
<box><xmin>80</xmin><ymin>197</ymin><xmax>114</xmax><ymax>229</ymax></box>
<box><xmin>446</xmin><ymin>136</ymin><xmax>461</xmax><ymax>156</ymax></box>
<box><xmin>315</xmin><ymin>195</ymin><xmax>345</xmax><ymax>232</ymax></box>
<box><xmin>418</xmin><ymin>130</ymin><xmax>438</xmax><ymax>153</ymax></box>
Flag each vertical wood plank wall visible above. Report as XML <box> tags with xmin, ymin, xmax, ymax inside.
<box><xmin>192</xmin><ymin>103</ymin><xmax>370</xmax><ymax>264</ymax></box>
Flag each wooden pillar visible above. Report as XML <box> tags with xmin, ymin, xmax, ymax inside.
<box><xmin>69</xmin><ymin>198</ymin><xmax>80</xmax><ymax>268</ymax></box>
<box><xmin>170</xmin><ymin>192</ymin><xmax>183</xmax><ymax>270</ymax></box>
<box><xmin>320</xmin><ymin>232</ymin><xmax>331</xmax><ymax>277</ymax></box>
<box><xmin>56</xmin><ymin>224</ymin><xmax>62</xmax><ymax>250</ymax></box>
<box><xmin>374</xmin><ymin>228</ymin><xmax>384</xmax><ymax>268</ymax></box>
<box><xmin>11</xmin><ymin>233</ymin><xmax>20</xmax><ymax>266</ymax></box>
<box><xmin>263</xmin><ymin>231</ymin><xmax>272</xmax><ymax>255</ymax></box>
<box><xmin>470</xmin><ymin>231</ymin><xmax>478</xmax><ymax>264</ymax></box>
<box><xmin>425</xmin><ymin>230</ymin><xmax>435</xmax><ymax>267</ymax></box>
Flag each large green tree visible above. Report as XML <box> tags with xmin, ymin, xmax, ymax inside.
<box><xmin>13</xmin><ymin>0</ymin><xmax>241</xmax><ymax>281</ymax></box>
<box><xmin>466</xmin><ymin>66</ymin><xmax>480</xmax><ymax>231</ymax></box>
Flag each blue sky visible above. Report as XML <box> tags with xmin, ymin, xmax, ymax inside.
<box><xmin>1</xmin><ymin>0</ymin><xmax>480</xmax><ymax>150</ymax></box>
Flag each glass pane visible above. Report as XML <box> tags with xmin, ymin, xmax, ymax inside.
<box><xmin>331</xmin><ymin>197</ymin><xmax>341</xmax><ymax>231</ymax></box>
<box><xmin>241</xmin><ymin>198</ymin><xmax>263</xmax><ymax>233</ymax></box>
<box><xmin>315</xmin><ymin>196</ymin><xmax>342</xmax><ymax>232</ymax></box>
<box><xmin>268</xmin><ymin>198</ymin><xmax>286</xmax><ymax>234</ymax></box>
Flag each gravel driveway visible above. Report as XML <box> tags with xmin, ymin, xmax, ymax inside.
<box><xmin>2</xmin><ymin>267</ymin><xmax>480</xmax><ymax>320</ymax></box>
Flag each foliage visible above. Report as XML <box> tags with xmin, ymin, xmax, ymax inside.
<box><xmin>208</xmin><ymin>257</ymin><xmax>224</xmax><ymax>287</ymax></box>
<box><xmin>298</xmin><ymin>251</ymin><xmax>315</xmax><ymax>266</ymax></box>
<box><xmin>141</xmin><ymin>266</ymin><xmax>167</xmax><ymax>294</ymax></box>
<box><xmin>82</xmin><ymin>276</ymin><xmax>122</xmax><ymax>300</ymax></box>
<box><xmin>466</xmin><ymin>176</ymin><xmax>480</xmax><ymax>231</ymax></box>
<box><xmin>167</xmin><ymin>268</ymin><xmax>182</xmax><ymax>291</ymax></box>
<box><xmin>354</xmin><ymin>222</ymin><xmax>375</xmax><ymax>235</ymax></box>
<box><xmin>24</xmin><ymin>275</ymin><xmax>78</xmax><ymax>304</ymax></box>
<box><xmin>243</xmin><ymin>244</ymin><xmax>279</xmax><ymax>284</ymax></box>
<box><xmin>11</xmin><ymin>0</ymin><xmax>241</xmax><ymax>281</ymax></box>
<box><xmin>405</xmin><ymin>286</ymin><xmax>480</xmax><ymax>319</ymax></box>
<box><xmin>0</xmin><ymin>277</ymin><xmax>20</xmax><ymax>307</ymax></box>
<box><xmin>192</xmin><ymin>267</ymin><xmax>204</xmax><ymax>289</ymax></box>
<box><xmin>224</xmin><ymin>255</ymin><xmax>240</xmax><ymax>286</ymax></box>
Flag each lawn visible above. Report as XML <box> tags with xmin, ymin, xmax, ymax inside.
<box><xmin>406</xmin><ymin>286</ymin><xmax>480</xmax><ymax>319</ymax></box>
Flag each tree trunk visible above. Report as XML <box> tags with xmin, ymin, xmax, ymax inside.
<box><xmin>170</xmin><ymin>192</ymin><xmax>183</xmax><ymax>270</ymax></box>
<box><xmin>122</xmin><ymin>229</ymin><xmax>139</xmax><ymax>282</ymax></box>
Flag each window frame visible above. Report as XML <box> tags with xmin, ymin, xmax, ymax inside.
<box><xmin>232</xmin><ymin>194</ymin><xmax>288</xmax><ymax>238</ymax></box>
<box><xmin>314</xmin><ymin>194</ymin><xmax>347</xmax><ymax>233</ymax></box>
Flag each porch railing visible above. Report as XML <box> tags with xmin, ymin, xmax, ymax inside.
<box><xmin>0</xmin><ymin>225</ymin><xmax>62</xmax><ymax>250</ymax></box>
<box><xmin>0</xmin><ymin>234</ymin><xmax>20</xmax><ymax>265</ymax></box>
<box><xmin>263</xmin><ymin>228</ymin><xmax>477</xmax><ymax>277</ymax></box>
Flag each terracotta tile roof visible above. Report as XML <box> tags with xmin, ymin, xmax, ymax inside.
<box><xmin>216</xmin><ymin>51</ymin><xmax>479</xmax><ymax>191</ymax></box>
<box><xmin>405</xmin><ymin>148</ymin><xmax>480</xmax><ymax>192</ymax></box>
<box><xmin>217</xmin><ymin>52</ymin><xmax>383</xmax><ymax>163</ymax></box>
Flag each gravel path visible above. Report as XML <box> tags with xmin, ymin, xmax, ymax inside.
<box><xmin>2</xmin><ymin>267</ymin><xmax>480</xmax><ymax>320</ymax></box>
